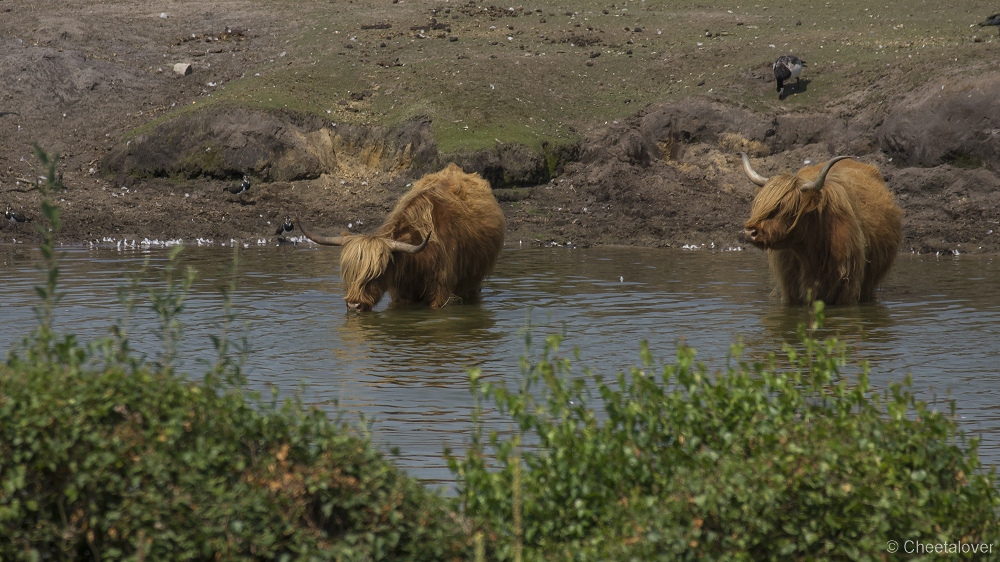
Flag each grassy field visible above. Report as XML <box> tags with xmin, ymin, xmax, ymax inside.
<box><xmin>198</xmin><ymin>0</ymin><xmax>994</xmax><ymax>152</ymax></box>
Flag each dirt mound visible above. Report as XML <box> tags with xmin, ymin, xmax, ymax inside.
<box><xmin>101</xmin><ymin>97</ymin><xmax>891</xmax><ymax>190</ymax></box>
<box><xmin>101</xmin><ymin>106</ymin><xmax>557</xmax><ymax>188</ymax></box>
<box><xmin>0</xmin><ymin>37</ymin><xmax>173</xmax><ymax>169</ymax></box>
<box><xmin>880</xmin><ymin>72</ymin><xmax>1000</xmax><ymax>169</ymax></box>
<box><xmin>503</xmin><ymin>100</ymin><xmax>766</xmax><ymax>248</ymax></box>
<box><xmin>576</xmin><ymin>98</ymin><xmax>876</xmax><ymax>169</ymax></box>
<box><xmin>90</xmin><ymin>95</ymin><xmax>1000</xmax><ymax>254</ymax></box>
<box><xmin>504</xmin><ymin>97</ymin><xmax>1000</xmax><ymax>253</ymax></box>
<box><xmin>0</xmin><ymin>41</ymin><xmax>140</xmax><ymax>117</ymax></box>
<box><xmin>886</xmin><ymin>164</ymin><xmax>1000</xmax><ymax>253</ymax></box>
<box><xmin>443</xmin><ymin>142</ymin><xmax>554</xmax><ymax>188</ymax></box>
<box><xmin>578</xmin><ymin>99</ymin><xmax>764</xmax><ymax>166</ymax></box>
<box><xmin>101</xmin><ymin>106</ymin><xmax>437</xmax><ymax>182</ymax></box>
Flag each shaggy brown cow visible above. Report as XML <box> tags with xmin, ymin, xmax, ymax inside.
<box><xmin>297</xmin><ymin>163</ymin><xmax>505</xmax><ymax>311</ymax></box>
<box><xmin>740</xmin><ymin>152</ymin><xmax>902</xmax><ymax>305</ymax></box>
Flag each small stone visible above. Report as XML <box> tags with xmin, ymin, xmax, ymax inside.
<box><xmin>173</xmin><ymin>62</ymin><xmax>192</xmax><ymax>75</ymax></box>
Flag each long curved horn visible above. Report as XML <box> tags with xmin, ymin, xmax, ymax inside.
<box><xmin>800</xmin><ymin>156</ymin><xmax>853</xmax><ymax>192</ymax></box>
<box><xmin>296</xmin><ymin>218</ymin><xmax>346</xmax><ymax>246</ymax></box>
<box><xmin>740</xmin><ymin>152</ymin><xmax>769</xmax><ymax>187</ymax></box>
<box><xmin>388</xmin><ymin>231</ymin><xmax>431</xmax><ymax>254</ymax></box>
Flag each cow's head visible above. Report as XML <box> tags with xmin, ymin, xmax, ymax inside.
<box><xmin>740</xmin><ymin>153</ymin><xmax>852</xmax><ymax>249</ymax></box>
<box><xmin>296</xmin><ymin>220</ymin><xmax>429</xmax><ymax>312</ymax></box>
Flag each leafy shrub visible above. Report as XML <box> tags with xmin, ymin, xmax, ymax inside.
<box><xmin>0</xmin><ymin>148</ymin><xmax>469</xmax><ymax>561</ymax></box>
<box><xmin>0</xmin><ymin>351</ymin><xmax>470</xmax><ymax>561</ymax></box>
<box><xmin>450</xmin><ymin>306</ymin><xmax>1000</xmax><ymax>560</ymax></box>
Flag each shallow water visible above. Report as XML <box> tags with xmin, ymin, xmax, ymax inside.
<box><xmin>1</xmin><ymin>244</ymin><xmax>998</xmax><ymax>483</ymax></box>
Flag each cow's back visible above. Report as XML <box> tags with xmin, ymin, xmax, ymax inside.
<box><xmin>797</xmin><ymin>159</ymin><xmax>902</xmax><ymax>300</ymax></box>
<box><xmin>430</xmin><ymin>164</ymin><xmax>506</xmax><ymax>298</ymax></box>
<box><xmin>839</xmin><ymin>162</ymin><xmax>902</xmax><ymax>297</ymax></box>
<box><xmin>383</xmin><ymin>163</ymin><xmax>505</xmax><ymax>303</ymax></box>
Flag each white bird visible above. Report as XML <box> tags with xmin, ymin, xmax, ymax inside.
<box><xmin>773</xmin><ymin>55</ymin><xmax>805</xmax><ymax>97</ymax></box>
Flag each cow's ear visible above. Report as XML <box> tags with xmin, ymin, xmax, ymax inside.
<box><xmin>341</xmin><ymin>230</ymin><xmax>351</xmax><ymax>237</ymax></box>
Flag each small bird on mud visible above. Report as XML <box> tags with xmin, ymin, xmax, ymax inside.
<box><xmin>5</xmin><ymin>206</ymin><xmax>30</xmax><ymax>234</ymax></box>
<box><xmin>224</xmin><ymin>175</ymin><xmax>251</xmax><ymax>202</ymax></box>
<box><xmin>979</xmin><ymin>13</ymin><xmax>1000</xmax><ymax>34</ymax></box>
<box><xmin>773</xmin><ymin>55</ymin><xmax>805</xmax><ymax>97</ymax></box>
<box><xmin>274</xmin><ymin>217</ymin><xmax>294</xmax><ymax>237</ymax></box>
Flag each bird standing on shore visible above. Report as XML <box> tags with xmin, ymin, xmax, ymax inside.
<box><xmin>224</xmin><ymin>175</ymin><xmax>251</xmax><ymax>202</ymax></box>
<box><xmin>5</xmin><ymin>206</ymin><xmax>30</xmax><ymax>234</ymax></box>
<box><xmin>275</xmin><ymin>218</ymin><xmax>294</xmax><ymax>237</ymax></box>
<box><xmin>773</xmin><ymin>55</ymin><xmax>805</xmax><ymax>97</ymax></box>
<box><xmin>980</xmin><ymin>13</ymin><xmax>1000</xmax><ymax>34</ymax></box>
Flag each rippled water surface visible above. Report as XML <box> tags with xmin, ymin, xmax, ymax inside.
<box><xmin>1</xmin><ymin>244</ymin><xmax>998</xmax><ymax>483</ymax></box>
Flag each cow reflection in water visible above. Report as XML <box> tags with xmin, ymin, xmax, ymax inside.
<box><xmin>334</xmin><ymin>306</ymin><xmax>500</xmax><ymax>379</ymax></box>
<box><xmin>740</xmin><ymin>153</ymin><xmax>902</xmax><ymax>305</ymax></box>
<box><xmin>298</xmin><ymin>163</ymin><xmax>505</xmax><ymax>312</ymax></box>
<box><xmin>756</xmin><ymin>301</ymin><xmax>897</xmax><ymax>347</ymax></box>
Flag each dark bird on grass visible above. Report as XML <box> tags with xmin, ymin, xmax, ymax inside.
<box><xmin>275</xmin><ymin>218</ymin><xmax>294</xmax><ymax>236</ymax></box>
<box><xmin>979</xmin><ymin>13</ymin><xmax>1000</xmax><ymax>34</ymax></box>
<box><xmin>5</xmin><ymin>206</ymin><xmax>30</xmax><ymax>234</ymax></box>
<box><xmin>224</xmin><ymin>175</ymin><xmax>251</xmax><ymax>201</ymax></box>
<box><xmin>773</xmin><ymin>55</ymin><xmax>805</xmax><ymax>97</ymax></box>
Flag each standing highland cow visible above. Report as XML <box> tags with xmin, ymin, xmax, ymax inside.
<box><xmin>739</xmin><ymin>153</ymin><xmax>902</xmax><ymax>305</ymax></box>
<box><xmin>297</xmin><ymin>163</ymin><xmax>505</xmax><ymax>311</ymax></box>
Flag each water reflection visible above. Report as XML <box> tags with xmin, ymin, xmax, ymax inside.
<box><xmin>0</xmin><ymin>245</ymin><xmax>998</xmax><ymax>484</ymax></box>
<box><xmin>336</xmin><ymin>306</ymin><xmax>501</xmax><ymax>374</ymax></box>
<box><xmin>757</xmin><ymin>302</ymin><xmax>898</xmax><ymax>346</ymax></box>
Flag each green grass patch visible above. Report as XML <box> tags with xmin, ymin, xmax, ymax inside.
<box><xmin>124</xmin><ymin>0</ymin><xmax>991</xmax><ymax>163</ymax></box>
<box><xmin>186</xmin><ymin>0</ymin><xmax>983</xmax><ymax>136</ymax></box>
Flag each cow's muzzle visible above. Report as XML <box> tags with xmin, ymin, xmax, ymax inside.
<box><xmin>346</xmin><ymin>301</ymin><xmax>372</xmax><ymax>312</ymax></box>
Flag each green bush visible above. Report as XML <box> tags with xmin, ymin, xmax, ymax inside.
<box><xmin>450</xmin><ymin>306</ymin><xmax>1000</xmax><ymax>561</ymax></box>
<box><xmin>0</xmin><ymin>351</ymin><xmax>470</xmax><ymax>561</ymax></box>
<box><xmin>0</xmin><ymin>148</ymin><xmax>469</xmax><ymax>561</ymax></box>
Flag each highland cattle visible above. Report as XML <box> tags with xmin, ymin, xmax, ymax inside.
<box><xmin>740</xmin><ymin>153</ymin><xmax>902</xmax><ymax>305</ymax></box>
<box><xmin>298</xmin><ymin>163</ymin><xmax>505</xmax><ymax>311</ymax></box>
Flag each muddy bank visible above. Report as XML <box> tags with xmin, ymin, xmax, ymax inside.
<box><xmin>2</xmin><ymin>0</ymin><xmax>999</xmax><ymax>254</ymax></box>
<box><xmin>88</xmin><ymin>78</ymin><xmax>1000</xmax><ymax>255</ymax></box>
